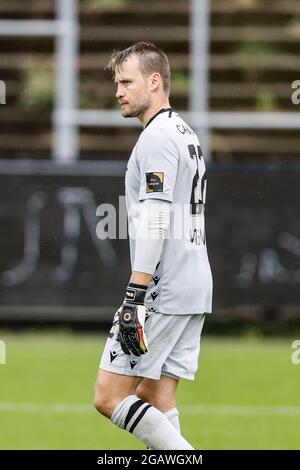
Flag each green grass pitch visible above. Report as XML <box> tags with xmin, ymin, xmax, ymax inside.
<box><xmin>0</xmin><ymin>331</ymin><xmax>299</xmax><ymax>449</ymax></box>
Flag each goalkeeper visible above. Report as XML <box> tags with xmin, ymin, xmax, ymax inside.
<box><xmin>94</xmin><ymin>42</ymin><xmax>213</xmax><ymax>450</ymax></box>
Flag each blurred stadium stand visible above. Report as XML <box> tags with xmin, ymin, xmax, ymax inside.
<box><xmin>0</xmin><ymin>0</ymin><xmax>299</xmax><ymax>324</ymax></box>
<box><xmin>0</xmin><ymin>0</ymin><xmax>300</xmax><ymax>159</ymax></box>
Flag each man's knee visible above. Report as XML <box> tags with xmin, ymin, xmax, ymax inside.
<box><xmin>94</xmin><ymin>370</ymin><xmax>141</xmax><ymax>418</ymax></box>
<box><xmin>93</xmin><ymin>384</ymin><xmax>117</xmax><ymax>418</ymax></box>
<box><xmin>93</xmin><ymin>377</ymin><xmax>124</xmax><ymax>418</ymax></box>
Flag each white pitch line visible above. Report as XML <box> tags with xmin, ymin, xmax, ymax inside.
<box><xmin>0</xmin><ymin>402</ymin><xmax>300</xmax><ymax>416</ymax></box>
<box><xmin>183</xmin><ymin>404</ymin><xmax>300</xmax><ymax>417</ymax></box>
<box><xmin>0</xmin><ymin>402</ymin><xmax>92</xmax><ymax>414</ymax></box>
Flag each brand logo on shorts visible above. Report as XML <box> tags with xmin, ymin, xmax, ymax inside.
<box><xmin>130</xmin><ymin>360</ymin><xmax>137</xmax><ymax>369</ymax></box>
<box><xmin>151</xmin><ymin>292</ymin><xmax>158</xmax><ymax>301</ymax></box>
<box><xmin>110</xmin><ymin>350</ymin><xmax>118</xmax><ymax>363</ymax></box>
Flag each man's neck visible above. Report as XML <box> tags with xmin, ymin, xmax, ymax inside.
<box><xmin>140</xmin><ymin>99</ymin><xmax>171</xmax><ymax>128</ymax></box>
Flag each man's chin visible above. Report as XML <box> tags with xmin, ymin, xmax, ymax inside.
<box><xmin>121</xmin><ymin>110</ymin><xmax>136</xmax><ymax>118</ymax></box>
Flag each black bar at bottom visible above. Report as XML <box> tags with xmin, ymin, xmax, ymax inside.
<box><xmin>0</xmin><ymin>450</ymin><xmax>298</xmax><ymax>466</ymax></box>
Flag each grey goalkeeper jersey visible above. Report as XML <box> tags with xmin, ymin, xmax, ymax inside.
<box><xmin>125</xmin><ymin>108</ymin><xmax>213</xmax><ymax>315</ymax></box>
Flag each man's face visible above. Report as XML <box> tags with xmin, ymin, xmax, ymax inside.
<box><xmin>114</xmin><ymin>55</ymin><xmax>151</xmax><ymax>118</ymax></box>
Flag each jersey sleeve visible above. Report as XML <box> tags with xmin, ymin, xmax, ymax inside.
<box><xmin>136</xmin><ymin>127</ymin><xmax>179</xmax><ymax>203</ymax></box>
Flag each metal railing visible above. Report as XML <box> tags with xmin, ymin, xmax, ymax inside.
<box><xmin>1</xmin><ymin>0</ymin><xmax>300</xmax><ymax>166</ymax></box>
<box><xmin>53</xmin><ymin>0</ymin><xmax>300</xmax><ymax>163</ymax></box>
<box><xmin>0</xmin><ymin>0</ymin><xmax>78</xmax><ymax>164</ymax></box>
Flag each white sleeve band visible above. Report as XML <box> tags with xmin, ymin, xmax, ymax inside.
<box><xmin>133</xmin><ymin>199</ymin><xmax>171</xmax><ymax>275</ymax></box>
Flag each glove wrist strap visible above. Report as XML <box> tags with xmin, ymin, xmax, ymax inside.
<box><xmin>125</xmin><ymin>283</ymin><xmax>147</xmax><ymax>305</ymax></box>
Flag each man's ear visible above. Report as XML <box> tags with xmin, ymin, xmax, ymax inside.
<box><xmin>149</xmin><ymin>72</ymin><xmax>161</xmax><ymax>92</ymax></box>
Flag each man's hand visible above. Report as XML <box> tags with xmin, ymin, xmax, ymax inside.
<box><xmin>118</xmin><ymin>284</ymin><xmax>148</xmax><ymax>357</ymax></box>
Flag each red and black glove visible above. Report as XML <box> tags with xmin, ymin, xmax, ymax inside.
<box><xmin>118</xmin><ymin>283</ymin><xmax>148</xmax><ymax>357</ymax></box>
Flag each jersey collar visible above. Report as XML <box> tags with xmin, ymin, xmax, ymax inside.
<box><xmin>144</xmin><ymin>108</ymin><xmax>173</xmax><ymax>129</ymax></box>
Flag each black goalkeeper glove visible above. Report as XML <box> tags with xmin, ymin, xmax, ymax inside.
<box><xmin>118</xmin><ymin>283</ymin><xmax>148</xmax><ymax>357</ymax></box>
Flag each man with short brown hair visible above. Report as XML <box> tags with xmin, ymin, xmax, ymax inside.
<box><xmin>94</xmin><ymin>42</ymin><xmax>213</xmax><ymax>450</ymax></box>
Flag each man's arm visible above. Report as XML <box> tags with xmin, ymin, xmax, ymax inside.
<box><xmin>118</xmin><ymin>199</ymin><xmax>171</xmax><ymax>356</ymax></box>
<box><xmin>129</xmin><ymin>271</ymin><xmax>152</xmax><ymax>287</ymax></box>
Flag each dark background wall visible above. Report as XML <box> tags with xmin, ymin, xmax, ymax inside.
<box><xmin>1</xmin><ymin>166</ymin><xmax>299</xmax><ymax>321</ymax></box>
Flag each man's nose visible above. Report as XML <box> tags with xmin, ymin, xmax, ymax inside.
<box><xmin>116</xmin><ymin>86</ymin><xmax>124</xmax><ymax>99</ymax></box>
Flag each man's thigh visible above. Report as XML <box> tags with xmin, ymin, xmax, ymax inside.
<box><xmin>96</xmin><ymin>368</ymin><xmax>142</xmax><ymax>396</ymax></box>
<box><xmin>94</xmin><ymin>369</ymin><xmax>142</xmax><ymax>417</ymax></box>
